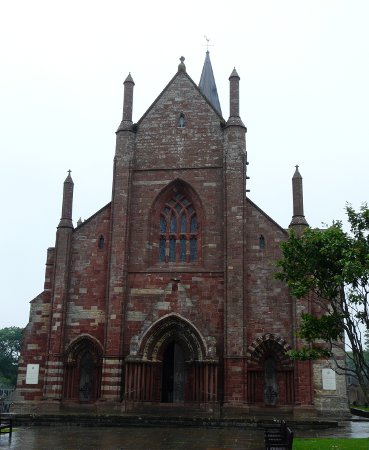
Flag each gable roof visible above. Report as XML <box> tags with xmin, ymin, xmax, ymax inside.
<box><xmin>246</xmin><ymin>197</ymin><xmax>289</xmax><ymax>236</ymax></box>
<box><xmin>136</xmin><ymin>60</ymin><xmax>224</xmax><ymax>125</ymax></box>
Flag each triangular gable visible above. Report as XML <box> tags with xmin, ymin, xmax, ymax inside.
<box><xmin>74</xmin><ymin>202</ymin><xmax>111</xmax><ymax>231</ymax></box>
<box><xmin>246</xmin><ymin>197</ymin><xmax>289</xmax><ymax>236</ymax></box>
<box><xmin>137</xmin><ymin>68</ymin><xmax>224</xmax><ymax>126</ymax></box>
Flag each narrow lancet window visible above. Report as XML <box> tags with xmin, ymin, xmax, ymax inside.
<box><xmin>160</xmin><ymin>216</ymin><xmax>166</xmax><ymax>233</ymax></box>
<box><xmin>190</xmin><ymin>237</ymin><xmax>197</xmax><ymax>261</ymax></box>
<box><xmin>98</xmin><ymin>235</ymin><xmax>105</xmax><ymax>249</ymax></box>
<box><xmin>180</xmin><ymin>214</ymin><xmax>187</xmax><ymax>233</ymax></box>
<box><xmin>159</xmin><ymin>238</ymin><xmax>166</xmax><ymax>262</ymax></box>
<box><xmin>190</xmin><ymin>216</ymin><xmax>197</xmax><ymax>233</ymax></box>
<box><xmin>178</xmin><ymin>113</ymin><xmax>185</xmax><ymax>128</ymax></box>
<box><xmin>259</xmin><ymin>235</ymin><xmax>265</xmax><ymax>250</ymax></box>
<box><xmin>170</xmin><ymin>214</ymin><xmax>177</xmax><ymax>233</ymax></box>
<box><xmin>180</xmin><ymin>238</ymin><xmax>186</xmax><ymax>262</ymax></box>
<box><xmin>169</xmin><ymin>237</ymin><xmax>176</xmax><ymax>262</ymax></box>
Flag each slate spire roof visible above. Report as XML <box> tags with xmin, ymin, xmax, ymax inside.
<box><xmin>199</xmin><ymin>51</ymin><xmax>222</xmax><ymax>116</ymax></box>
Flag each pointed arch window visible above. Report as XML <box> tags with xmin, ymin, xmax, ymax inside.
<box><xmin>158</xmin><ymin>192</ymin><xmax>198</xmax><ymax>263</ymax></box>
<box><xmin>98</xmin><ymin>235</ymin><xmax>105</xmax><ymax>249</ymax></box>
<box><xmin>259</xmin><ymin>235</ymin><xmax>265</xmax><ymax>250</ymax></box>
<box><xmin>178</xmin><ymin>113</ymin><xmax>185</xmax><ymax>128</ymax></box>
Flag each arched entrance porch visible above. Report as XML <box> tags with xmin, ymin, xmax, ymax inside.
<box><xmin>246</xmin><ymin>335</ymin><xmax>295</xmax><ymax>406</ymax></box>
<box><xmin>63</xmin><ymin>335</ymin><xmax>103</xmax><ymax>402</ymax></box>
<box><xmin>124</xmin><ymin>314</ymin><xmax>218</xmax><ymax>404</ymax></box>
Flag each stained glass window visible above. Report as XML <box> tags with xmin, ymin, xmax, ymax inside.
<box><xmin>160</xmin><ymin>216</ymin><xmax>166</xmax><ymax>233</ymax></box>
<box><xmin>158</xmin><ymin>192</ymin><xmax>198</xmax><ymax>263</ymax></box>
<box><xmin>169</xmin><ymin>237</ymin><xmax>176</xmax><ymax>262</ymax></box>
<box><xmin>190</xmin><ymin>237</ymin><xmax>197</xmax><ymax>261</ymax></box>
<box><xmin>180</xmin><ymin>214</ymin><xmax>187</xmax><ymax>233</ymax></box>
<box><xmin>180</xmin><ymin>238</ymin><xmax>186</xmax><ymax>262</ymax></box>
<box><xmin>190</xmin><ymin>216</ymin><xmax>197</xmax><ymax>233</ymax></box>
<box><xmin>159</xmin><ymin>238</ymin><xmax>166</xmax><ymax>262</ymax></box>
<box><xmin>170</xmin><ymin>214</ymin><xmax>177</xmax><ymax>233</ymax></box>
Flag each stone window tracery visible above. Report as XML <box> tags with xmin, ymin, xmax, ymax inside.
<box><xmin>158</xmin><ymin>192</ymin><xmax>198</xmax><ymax>263</ymax></box>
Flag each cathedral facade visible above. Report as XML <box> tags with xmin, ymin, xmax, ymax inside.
<box><xmin>15</xmin><ymin>54</ymin><xmax>347</xmax><ymax>417</ymax></box>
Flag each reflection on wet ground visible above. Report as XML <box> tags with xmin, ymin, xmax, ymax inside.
<box><xmin>0</xmin><ymin>420</ymin><xmax>368</xmax><ymax>450</ymax></box>
<box><xmin>297</xmin><ymin>419</ymin><xmax>369</xmax><ymax>439</ymax></box>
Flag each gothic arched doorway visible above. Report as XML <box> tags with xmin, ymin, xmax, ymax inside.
<box><xmin>161</xmin><ymin>341</ymin><xmax>185</xmax><ymax>403</ymax></box>
<box><xmin>246</xmin><ymin>335</ymin><xmax>295</xmax><ymax>406</ymax></box>
<box><xmin>79</xmin><ymin>351</ymin><xmax>95</xmax><ymax>401</ymax></box>
<box><xmin>63</xmin><ymin>336</ymin><xmax>103</xmax><ymax>403</ymax></box>
<box><xmin>124</xmin><ymin>314</ymin><xmax>218</xmax><ymax>404</ymax></box>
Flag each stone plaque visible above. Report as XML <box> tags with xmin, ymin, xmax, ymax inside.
<box><xmin>26</xmin><ymin>364</ymin><xmax>39</xmax><ymax>384</ymax></box>
<box><xmin>322</xmin><ymin>368</ymin><xmax>336</xmax><ymax>390</ymax></box>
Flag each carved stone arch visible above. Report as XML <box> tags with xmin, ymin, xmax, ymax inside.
<box><xmin>246</xmin><ymin>334</ymin><xmax>295</xmax><ymax>405</ymax></box>
<box><xmin>135</xmin><ymin>313</ymin><xmax>210</xmax><ymax>362</ymax></box>
<box><xmin>150</xmin><ymin>178</ymin><xmax>204</xmax><ymax>217</ymax></box>
<box><xmin>246</xmin><ymin>334</ymin><xmax>292</xmax><ymax>368</ymax></box>
<box><xmin>149</xmin><ymin>178</ymin><xmax>204</xmax><ymax>265</ymax></box>
<box><xmin>63</xmin><ymin>334</ymin><xmax>103</xmax><ymax>402</ymax></box>
<box><xmin>124</xmin><ymin>315</ymin><xmax>219</xmax><ymax>403</ymax></box>
<box><xmin>64</xmin><ymin>334</ymin><xmax>103</xmax><ymax>364</ymax></box>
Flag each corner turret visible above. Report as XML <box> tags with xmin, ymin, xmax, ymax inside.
<box><xmin>117</xmin><ymin>73</ymin><xmax>135</xmax><ymax>132</ymax></box>
<box><xmin>289</xmin><ymin>165</ymin><xmax>309</xmax><ymax>234</ymax></box>
<box><xmin>58</xmin><ymin>170</ymin><xmax>74</xmax><ymax>229</ymax></box>
<box><xmin>229</xmin><ymin>68</ymin><xmax>240</xmax><ymax>117</ymax></box>
<box><xmin>226</xmin><ymin>68</ymin><xmax>246</xmax><ymax>129</ymax></box>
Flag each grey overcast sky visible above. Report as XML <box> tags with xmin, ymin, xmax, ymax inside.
<box><xmin>0</xmin><ymin>1</ymin><xmax>368</xmax><ymax>329</ymax></box>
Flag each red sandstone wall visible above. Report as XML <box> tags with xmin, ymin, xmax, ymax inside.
<box><xmin>123</xmin><ymin>273</ymin><xmax>224</xmax><ymax>355</ymax></box>
<box><xmin>244</xmin><ymin>201</ymin><xmax>314</xmax><ymax>406</ymax></box>
<box><xmin>134</xmin><ymin>73</ymin><xmax>224</xmax><ymax>171</ymax></box>
<box><xmin>64</xmin><ymin>204</ymin><xmax>111</xmax><ymax>348</ymax></box>
<box><xmin>121</xmin><ymin>72</ymin><xmax>226</xmax><ymax>357</ymax></box>
<box><xmin>17</xmin><ymin>65</ymin><xmax>319</xmax><ymax>409</ymax></box>
<box><xmin>16</xmin><ymin>293</ymin><xmax>50</xmax><ymax>401</ymax></box>
<box><xmin>245</xmin><ymin>199</ymin><xmax>293</xmax><ymax>344</ymax></box>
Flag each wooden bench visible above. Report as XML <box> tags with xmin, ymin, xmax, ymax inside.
<box><xmin>265</xmin><ymin>420</ymin><xmax>287</xmax><ymax>440</ymax></box>
<box><xmin>264</xmin><ymin>421</ymin><xmax>293</xmax><ymax>450</ymax></box>
<box><xmin>0</xmin><ymin>414</ymin><xmax>13</xmax><ymax>436</ymax></box>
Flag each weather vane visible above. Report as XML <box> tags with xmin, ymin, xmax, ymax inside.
<box><xmin>204</xmin><ymin>36</ymin><xmax>213</xmax><ymax>51</ymax></box>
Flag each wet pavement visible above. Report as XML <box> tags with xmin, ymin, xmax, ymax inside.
<box><xmin>0</xmin><ymin>420</ymin><xmax>368</xmax><ymax>450</ymax></box>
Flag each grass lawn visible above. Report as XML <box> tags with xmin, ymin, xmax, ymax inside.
<box><xmin>353</xmin><ymin>405</ymin><xmax>369</xmax><ymax>411</ymax></box>
<box><xmin>293</xmin><ymin>438</ymin><xmax>369</xmax><ymax>449</ymax></box>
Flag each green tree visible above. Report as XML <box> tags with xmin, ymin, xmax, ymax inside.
<box><xmin>276</xmin><ymin>204</ymin><xmax>369</xmax><ymax>401</ymax></box>
<box><xmin>365</xmin><ymin>329</ymin><xmax>369</xmax><ymax>351</ymax></box>
<box><xmin>0</xmin><ymin>327</ymin><xmax>23</xmax><ymax>386</ymax></box>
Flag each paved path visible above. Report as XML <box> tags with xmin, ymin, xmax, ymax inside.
<box><xmin>0</xmin><ymin>420</ymin><xmax>368</xmax><ymax>449</ymax></box>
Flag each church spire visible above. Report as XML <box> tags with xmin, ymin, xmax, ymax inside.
<box><xmin>289</xmin><ymin>165</ymin><xmax>309</xmax><ymax>233</ymax></box>
<box><xmin>199</xmin><ymin>51</ymin><xmax>222</xmax><ymax>116</ymax></box>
